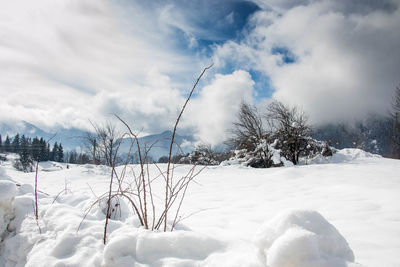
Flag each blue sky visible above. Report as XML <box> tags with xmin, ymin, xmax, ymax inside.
<box><xmin>0</xmin><ymin>0</ymin><xmax>399</xmax><ymax>145</ymax></box>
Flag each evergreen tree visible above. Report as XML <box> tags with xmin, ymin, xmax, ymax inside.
<box><xmin>0</xmin><ymin>134</ymin><xmax>2</xmax><ymax>152</ymax></box>
<box><xmin>4</xmin><ymin>136</ymin><xmax>11</xmax><ymax>152</ymax></box>
<box><xmin>11</xmin><ymin>133</ymin><xmax>20</xmax><ymax>153</ymax></box>
<box><xmin>31</xmin><ymin>137</ymin><xmax>41</xmax><ymax>160</ymax></box>
<box><xmin>77</xmin><ymin>153</ymin><xmax>90</xmax><ymax>164</ymax></box>
<box><xmin>39</xmin><ymin>138</ymin><xmax>48</xmax><ymax>161</ymax></box>
<box><xmin>46</xmin><ymin>143</ymin><xmax>51</xmax><ymax>161</ymax></box>
<box><xmin>49</xmin><ymin>142</ymin><xmax>58</xmax><ymax>161</ymax></box>
<box><xmin>57</xmin><ymin>143</ymin><xmax>64</xmax><ymax>162</ymax></box>
<box><xmin>18</xmin><ymin>135</ymin><xmax>33</xmax><ymax>172</ymax></box>
<box><xmin>67</xmin><ymin>151</ymin><xmax>78</xmax><ymax>164</ymax></box>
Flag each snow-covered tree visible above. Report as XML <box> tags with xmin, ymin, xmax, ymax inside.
<box><xmin>265</xmin><ymin>101</ymin><xmax>312</xmax><ymax>165</ymax></box>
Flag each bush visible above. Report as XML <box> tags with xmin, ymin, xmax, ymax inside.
<box><xmin>13</xmin><ymin>157</ymin><xmax>34</xmax><ymax>172</ymax></box>
<box><xmin>227</xmin><ymin>100</ymin><xmax>334</xmax><ymax>167</ymax></box>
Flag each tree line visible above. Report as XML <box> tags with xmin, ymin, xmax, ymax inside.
<box><xmin>0</xmin><ymin>133</ymin><xmax>62</xmax><ymax>160</ymax></box>
<box><xmin>0</xmin><ymin>133</ymin><xmax>93</xmax><ymax>171</ymax></box>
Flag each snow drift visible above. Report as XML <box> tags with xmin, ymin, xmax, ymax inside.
<box><xmin>255</xmin><ymin>210</ymin><xmax>358</xmax><ymax>267</ymax></box>
<box><xmin>0</xmin><ymin>178</ymin><xmax>17</xmax><ymax>241</ymax></box>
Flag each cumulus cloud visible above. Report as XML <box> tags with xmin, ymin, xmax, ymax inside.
<box><xmin>185</xmin><ymin>70</ymin><xmax>255</xmax><ymax>145</ymax></box>
<box><xmin>213</xmin><ymin>0</ymin><xmax>400</xmax><ymax>124</ymax></box>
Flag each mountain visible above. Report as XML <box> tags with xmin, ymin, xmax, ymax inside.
<box><xmin>0</xmin><ymin>121</ymin><xmax>88</xmax><ymax>151</ymax></box>
<box><xmin>0</xmin><ymin>121</ymin><xmax>51</xmax><ymax>140</ymax></box>
<box><xmin>118</xmin><ymin>130</ymin><xmax>195</xmax><ymax>162</ymax></box>
<box><xmin>312</xmin><ymin>114</ymin><xmax>393</xmax><ymax>157</ymax></box>
<box><xmin>0</xmin><ymin>121</ymin><xmax>196</xmax><ymax>161</ymax></box>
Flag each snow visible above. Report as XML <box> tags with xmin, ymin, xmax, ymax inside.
<box><xmin>103</xmin><ymin>228</ymin><xmax>224</xmax><ymax>266</ymax></box>
<box><xmin>0</xmin><ymin>169</ymin><xmax>18</xmax><ymax>243</ymax></box>
<box><xmin>0</xmin><ymin>149</ymin><xmax>399</xmax><ymax>267</ymax></box>
<box><xmin>255</xmin><ymin>210</ymin><xmax>355</xmax><ymax>267</ymax></box>
<box><xmin>0</xmin><ymin>180</ymin><xmax>17</xmax><ymax>203</ymax></box>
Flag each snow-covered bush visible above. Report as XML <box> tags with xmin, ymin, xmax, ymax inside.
<box><xmin>255</xmin><ymin>210</ymin><xmax>356</xmax><ymax>267</ymax></box>
<box><xmin>179</xmin><ymin>144</ymin><xmax>228</xmax><ymax>166</ymax></box>
<box><xmin>223</xmin><ymin>139</ymin><xmax>288</xmax><ymax>168</ymax></box>
<box><xmin>227</xmin><ymin>100</ymin><xmax>336</xmax><ymax>168</ymax></box>
<box><xmin>224</xmin><ymin>137</ymin><xmax>335</xmax><ymax>168</ymax></box>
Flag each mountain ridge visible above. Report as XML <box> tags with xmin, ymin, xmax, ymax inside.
<box><xmin>0</xmin><ymin>121</ymin><xmax>195</xmax><ymax>160</ymax></box>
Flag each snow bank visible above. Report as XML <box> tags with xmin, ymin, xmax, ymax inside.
<box><xmin>0</xmin><ymin>174</ymin><xmax>17</xmax><ymax>241</ymax></box>
<box><xmin>103</xmin><ymin>227</ymin><xmax>224</xmax><ymax>266</ymax></box>
<box><xmin>307</xmin><ymin>148</ymin><xmax>381</xmax><ymax>165</ymax></box>
<box><xmin>0</xmin><ymin>167</ymin><xmax>12</xmax><ymax>181</ymax></box>
<box><xmin>255</xmin><ymin>210</ymin><xmax>356</xmax><ymax>267</ymax></box>
<box><xmin>330</xmin><ymin>148</ymin><xmax>381</xmax><ymax>163</ymax></box>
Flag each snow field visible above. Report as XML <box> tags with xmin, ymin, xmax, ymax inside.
<box><xmin>0</xmin><ymin>149</ymin><xmax>399</xmax><ymax>266</ymax></box>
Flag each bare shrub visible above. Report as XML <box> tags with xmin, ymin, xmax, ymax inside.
<box><xmin>79</xmin><ymin>65</ymin><xmax>212</xmax><ymax>244</ymax></box>
<box><xmin>227</xmin><ymin>101</ymin><xmax>266</xmax><ymax>151</ymax></box>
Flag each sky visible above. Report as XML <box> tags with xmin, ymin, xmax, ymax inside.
<box><xmin>0</xmin><ymin>0</ymin><xmax>399</xmax><ymax>145</ymax></box>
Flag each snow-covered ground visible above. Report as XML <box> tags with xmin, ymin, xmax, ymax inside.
<box><xmin>0</xmin><ymin>149</ymin><xmax>399</xmax><ymax>267</ymax></box>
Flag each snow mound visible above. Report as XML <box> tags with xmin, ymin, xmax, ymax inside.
<box><xmin>0</xmin><ymin>180</ymin><xmax>17</xmax><ymax>203</ymax></box>
<box><xmin>306</xmin><ymin>148</ymin><xmax>381</xmax><ymax>165</ymax></box>
<box><xmin>99</xmin><ymin>196</ymin><xmax>130</xmax><ymax>220</ymax></box>
<box><xmin>255</xmin><ymin>210</ymin><xmax>356</xmax><ymax>267</ymax></box>
<box><xmin>103</xmin><ymin>227</ymin><xmax>225</xmax><ymax>266</ymax></box>
<box><xmin>0</xmin><ymin>180</ymin><xmax>17</xmax><ymax>241</ymax></box>
<box><xmin>0</xmin><ymin>167</ymin><xmax>12</xmax><ymax>181</ymax></box>
<box><xmin>39</xmin><ymin>161</ymin><xmax>64</xmax><ymax>172</ymax></box>
<box><xmin>330</xmin><ymin>148</ymin><xmax>381</xmax><ymax>163</ymax></box>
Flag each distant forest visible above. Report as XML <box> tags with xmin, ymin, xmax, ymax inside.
<box><xmin>0</xmin><ymin>133</ymin><xmax>91</xmax><ymax>165</ymax></box>
<box><xmin>313</xmin><ymin>114</ymin><xmax>395</xmax><ymax>157</ymax></box>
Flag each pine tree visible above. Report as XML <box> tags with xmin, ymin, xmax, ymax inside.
<box><xmin>0</xmin><ymin>134</ymin><xmax>2</xmax><ymax>152</ymax></box>
<box><xmin>39</xmin><ymin>138</ymin><xmax>48</xmax><ymax>161</ymax></box>
<box><xmin>18</xmin><ymin>135</ymin><xmax>33</xmax><ymax>172</ymax></box>
<box><xmin>57</xmin><ymin>143</ymin><xmax>64</xmax><ymax>162</ymax></box>
<box><xmin>50</xmin><ymin>142</ymin><xmax>58</xmax><ymax>161</ymax></box>
<box><xmin>31</xmin><ymin>137</ymin><xmax>41</xmax><ymax>161</ymax></box>
<box><xmin>67</xmin><ymin>151</ymin><xmax>77</xmax><ymax>164</ymax></box>
<box><xmin>11</xmin><ymin>133</ymin><xmax>20</xmax><ymax>153</ymax></box>
<box><xmin>4</xmin><ymin>136</ymin><xmax>11</xmax><ymax>152</ymax></box>
<box><xmin>46</xmin><ymin>144</ymin><xmax>51</xmax><ymax>161</ymax></box>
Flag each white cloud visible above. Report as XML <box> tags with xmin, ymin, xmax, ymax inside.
<box><xmin>213</xmin><ymin>0</ymin><xmax>400</xmax><ymax>124</ymax></box>
<box><xmin>0</xmin><ymin>0</ymin><xmax>205</xmax><ymax>132</ymax></box>
<box><xmin>185</xmin><ymin>70</ymin><xmax>255</xmax><ymax>145</ymax></box>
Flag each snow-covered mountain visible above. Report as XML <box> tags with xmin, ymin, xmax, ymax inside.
<box><xmin>0</xmin><ymin>121</ymin><xmax>88</xmax><ymax>151</ymax></box>
<box><xmin>118</xmin><ymin>130</ymin><xmax>195</xmax><ymax>161</ymax></box>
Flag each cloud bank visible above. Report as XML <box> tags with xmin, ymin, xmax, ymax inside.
<box><xmin>214</xmin><ymin>0</ymin><xmax>400</xmax><ymax>124</ymax></box>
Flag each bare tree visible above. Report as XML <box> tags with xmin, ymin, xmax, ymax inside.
<box><xmin>228</xmin><ymin>101</ymin><xmax>265</xmax><ymax>151</ymax></box>
<box><xmin>92</xmin><ymin>122</ymin><xmax>121</xmax><ymax>166</ymax></box>
<box><xmin>84</xmin><ymin>131</ymin><xmax>98</xmax><ymax>165</ymax></box>
<box><xmin>265</xmin><ymin>101</ymin><xmax>312</xmax><ymax>165</ymax></box>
